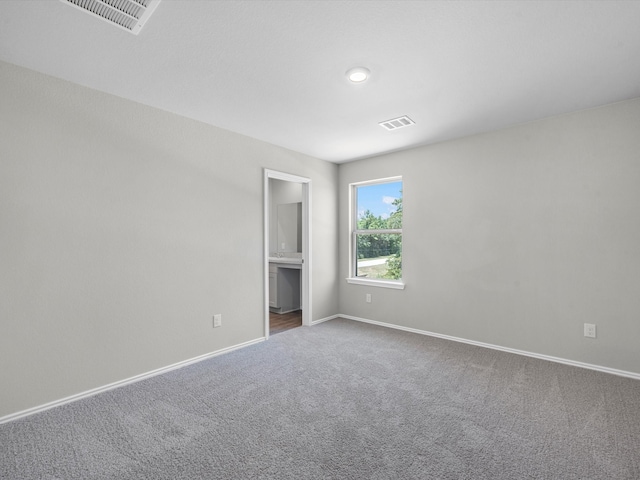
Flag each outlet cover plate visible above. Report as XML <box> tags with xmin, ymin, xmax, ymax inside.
<box><xmin>584</xmin><ymin>323</ymin><xmax>596</xmax><ymax>338</ymax></box>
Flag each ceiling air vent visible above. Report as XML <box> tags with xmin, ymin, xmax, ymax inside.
<box><xmin>60</xmin><ymin>0</ymin><xmax>161</xmax><ymax>35</ymax></box>
<box><xmin>379</xmin><ymin>115</ymin><xmax>415</xmax><ymax>131</ymax></box>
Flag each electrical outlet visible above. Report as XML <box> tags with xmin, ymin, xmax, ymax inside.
<box><xmin>213</xmin><ymin>314</ymin><xmax>222</xmax><ymax>328</ymax></box>
<box><xmin>584</xmin><ymin>323</ymin><xmax>596</xmax><ymax>338</ymax></box>
<box><xmin>366</xmin><ymin>293</ymin><xmax>372</xmax><ymax>303</ymax></box>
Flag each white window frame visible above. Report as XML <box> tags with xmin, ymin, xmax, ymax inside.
<box><xmin>346</xmin><ymin>176</ymin><xmax>405</xmax><ymax>290</ymax></box>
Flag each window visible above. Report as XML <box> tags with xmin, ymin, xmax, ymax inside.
<box><xmin>347</xmin><ymin>177</ymin><xmax>404</xmax><ymax>289</ymax></box>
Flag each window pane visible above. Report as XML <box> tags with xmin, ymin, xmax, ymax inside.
<box><xmin>356</xmin><ymin>233</ymin><xmax>402</xmax><ymax>280</ymax></box>
<box><xmin>356</xmin><ymin>181</ymin><xmax>402</xmax><ymax>230</ymax></box>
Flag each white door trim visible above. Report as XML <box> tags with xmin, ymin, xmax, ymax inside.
<box><xmin>264</xmin><ymin>169</ymin><xmax>312</xmax><ymax>339</ymax></box>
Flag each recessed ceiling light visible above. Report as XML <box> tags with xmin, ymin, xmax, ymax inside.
<box><xmin>346</xmin><ymin>67</ymin><xmax>370</xmax><ymax>83</ymax></box>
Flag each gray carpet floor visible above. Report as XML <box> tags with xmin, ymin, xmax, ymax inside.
<box><xmin>1</xmin><ymin>318</ymin><xmax>639</xmax><ymax>479</ymax></box>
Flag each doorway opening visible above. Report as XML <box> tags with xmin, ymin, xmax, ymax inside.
<box><xmin>263</xmin><ymin>169</ymin><xmax>311</xmax><ymax>339</ymax></box>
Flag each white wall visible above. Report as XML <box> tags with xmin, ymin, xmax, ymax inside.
<box><xmin>339</xmin><ymin>98</ymin><xmax>640</xmax><ymax>375</ymax></box>
<box><xmin>0</xmin><ymin>61</ymin><xmax>338</xmax><ymax>419</ymax></box>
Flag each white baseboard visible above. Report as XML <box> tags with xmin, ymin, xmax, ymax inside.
<box><xmin>0</xmin><ymin>337</ymin><xmax>265</xmax><ymax>425</ymax></box>
<box><xmin>311</xmin><ymin>314</ymin><xmax>339</xmax><ymax>326</ymax></box>
<box><xmin>5</xmin><ymin>314</ymin><xmax>638</xmax><ymax>425</ymax></box>
<box><xmin>339</xmin><ymin>314</ymin><xmax>640</xmax><ymax>381</ymax></box>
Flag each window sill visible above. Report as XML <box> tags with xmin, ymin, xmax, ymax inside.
<box><xmin>345</xmin><ymin>277</ymin><xmax>405</xmax><ymax>290</ymax></box>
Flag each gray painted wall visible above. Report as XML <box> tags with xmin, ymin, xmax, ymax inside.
<box><xmin>0</xmin><ymin>61</ymin><xmax>338</xmax><ymax>418</ymax></box>
<box><xmin>339</xmin><ymin>98</ymin><xmax>640</xmax><ymax>375</ymax></box>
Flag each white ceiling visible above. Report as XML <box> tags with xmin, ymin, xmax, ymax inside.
<box><xmin>1</xmin><ymin>1</ymin><xmax>640</xmax><ymax>163</ymax></box>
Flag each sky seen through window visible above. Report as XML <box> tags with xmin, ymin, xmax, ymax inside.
<box><xmin>357</xmin><ymin>181</ymin><xmax>402</xmax><ymax>220</ymax></box>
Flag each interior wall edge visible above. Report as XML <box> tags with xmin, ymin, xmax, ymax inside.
<box><xmin>0</xmin><ymin>337</ymin><xmax>266</xmax><ymax>426</ymax></box>
<box><xmin>310</xmin><ymin>314</ymin><xmax>340</xmax><ymax>326</ymax></box>
<box><xmin>340</xmin><ymin>315</ymin><xmax>640</xmax><ymax>381</ymax></box>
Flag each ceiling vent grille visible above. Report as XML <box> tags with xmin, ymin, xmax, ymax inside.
<box><xmin>379</xmin><ymin>115</ymin><xmax>415</xmax><ymax>131</ymax></box>
<box><xmin>60</xmin><ymin>0</ymin><xmax>161</xmax><ymax>34</ymax></box>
